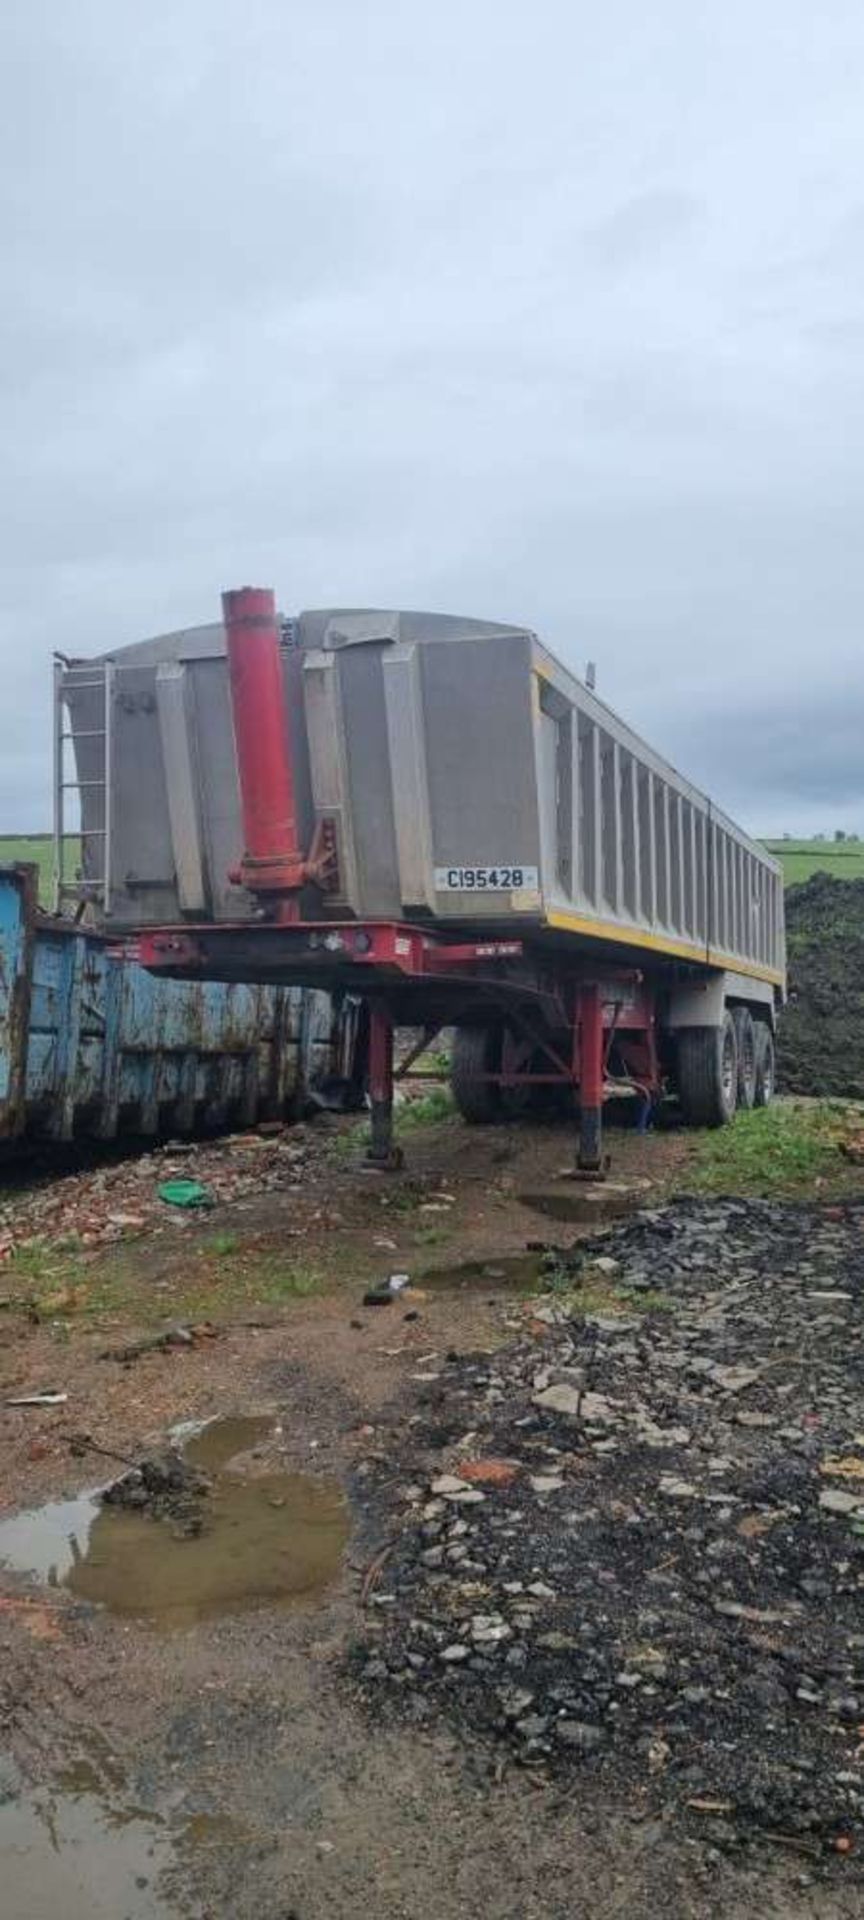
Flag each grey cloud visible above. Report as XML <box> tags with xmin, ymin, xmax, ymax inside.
<box><xmin>2</xmin><ymin>1</ymin><xmax>864</xmax><ymax>840</ymax></box>
<box><xmin>658</xmin><ymin>686</ymin><xmax>864</xmax><ymax>835</ymax></box>
<box><xmin>583</xmin><ymin>190</ymin><xmax>703</xmax><ymax>268</ymax></box>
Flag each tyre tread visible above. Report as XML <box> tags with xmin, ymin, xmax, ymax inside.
<box><xmin>753</xmin><ymin>1024</ymin><xmax>775</xmax><ymax>1108</ymax></box>
<box><xmin>677</xmin><ymin>1016</ymin><xmax>738</xmax><ymax>1128</ymax></box>
<box><xmin>450</xmin><ymin>1025</ymin><xmax>500</xmax><ymax>1124</ymax></box>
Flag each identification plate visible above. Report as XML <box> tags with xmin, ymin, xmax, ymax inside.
<box><xmin>434</xmin><ymin>865</ymin><xmax>540</xmax><ymax>893</ymax></box>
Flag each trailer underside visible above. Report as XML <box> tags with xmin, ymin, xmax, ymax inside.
<box><xmin>136</xmin><ymin>916</ymin><xmax>696</xmax><ymax>1172</ymax></box>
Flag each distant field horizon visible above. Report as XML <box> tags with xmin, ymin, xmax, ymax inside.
<box><xmin>761</xmin><ymin>839</ymin><xmax>864</xmax><ymax>884</ymax></box>
<box><xmin>0</xmin><ymin>833</ymin><xmax>74</xmax><ymax>905</ymax></box>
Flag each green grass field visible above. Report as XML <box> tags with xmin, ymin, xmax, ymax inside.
<box><xmin>0</xmin><ymin>834</ymin><xmax>56</xmax><ymax>904</ymax></box>
<box><xmin>762</xmin><ymin>839</ymin><xmax>864</xmax><ymax>885</ymax></box>
<box><xmin>0</xmin><ymin>834</ymin><xmax>84</xmax><ymax>907</ymax></box>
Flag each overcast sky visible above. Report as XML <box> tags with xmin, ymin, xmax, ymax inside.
<box><xmin>3</xmin><ymin>2</ymin><xmax>863</xmax><ymax>835</ymax></box>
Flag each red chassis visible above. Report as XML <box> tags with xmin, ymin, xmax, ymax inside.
<box><xmin>139</xmin><ymin>917</ymin><xmax>661</xmax><ymax>1172</ymax></box>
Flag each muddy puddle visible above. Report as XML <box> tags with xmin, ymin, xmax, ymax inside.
<box><xmin>0</xmin><ymin>1736</ymin><xmax>175</xmax><ymax>1918</ymax></box>
<box><xmin>0</xmin><ymin>1416</ymin><xmax>349</xmax><ymax>1628</ymax></box>
<box><xmin>422</xmin><ymin>1252</ymin><xmax>545</xmax><ymax>1292</ymax></box>
<box><xmin>0</xmin><ymin>1728</ymin><xmax>245</xmax><ymax>1917</ymax></box>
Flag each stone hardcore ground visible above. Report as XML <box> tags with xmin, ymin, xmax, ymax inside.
<box><xmin>356</xmin><ymin>1195</ymin><xmax>864</xmax><ymax>1865</ymax></box>
<box><xmin>6</xmin><ymin>1113</ymin><xmax>864</xmax><ymax>1917</ymax></box>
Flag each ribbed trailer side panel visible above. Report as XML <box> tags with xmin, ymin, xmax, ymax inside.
<box><xmin>533</xmin><ymin>645</ymin><xmax>783</xmax><ymax>982</ymax></box>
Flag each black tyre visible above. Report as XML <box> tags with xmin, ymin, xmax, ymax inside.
<box><xmin>498</xmin><ymin>1026</ymin><xmax>538</xmax><ymax>1119</ymax></box>
<box><xmin>676</xmin><ymin>1013</ymin><xmax>738</xmax><ymax>1128</ymax></box>
<box><xmin>731</xmin><ymin>1006</ymin><xmax>756</xmax><ymax>1111</ymax></box>
<box><xmin>753</xmin><ymin>1024</ymin><xmax>776</xmax><ymax>1108</ymax></box>
<box><xmin>450</xmin><ymin>1025</ymin><xmax>501</xmax><ymax>1124</ymax></box>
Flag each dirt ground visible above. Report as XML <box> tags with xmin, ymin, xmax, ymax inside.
<box><xmin>782</xmin><ymin>874</ymin><xmax>864</xmax><ymax>1098</ymax></box>
<box><xmin>2</xmin><ymin>1108</ymin><xmax>864</xmax><ymax>1919</ymax></box>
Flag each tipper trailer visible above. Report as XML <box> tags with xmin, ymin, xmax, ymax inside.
<box><xmin>55</xmin><ymin>588</ymin><xmax>785</xmax><ymax>1169</ymax></box>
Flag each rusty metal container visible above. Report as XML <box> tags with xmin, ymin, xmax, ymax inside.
<box><xmin>0</xmin><ymin>865</ymin><xmax>343</xmax><ymax>1143</ymax></box>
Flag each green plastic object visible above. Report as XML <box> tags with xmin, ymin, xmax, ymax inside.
<box><xmin>157</xmin><ymin>1178</ymin><xmax>213</xmax><ymax>1209</ymax></box>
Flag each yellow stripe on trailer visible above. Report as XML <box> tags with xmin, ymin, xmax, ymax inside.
<box><xmin>545</xmin><ymin>907</ymin><xmax>784</xmax><ymax>988</ymax></box>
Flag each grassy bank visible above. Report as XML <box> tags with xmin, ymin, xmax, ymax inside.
<box><xmin>685</xmin><ymin>1099</ymin><xmax>864</xmax><ymax>1199</ymax></box>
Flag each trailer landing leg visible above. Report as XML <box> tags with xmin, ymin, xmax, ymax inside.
<box><xmin>366</xmin><ymin>1006</ymin><xmax>403</xmax><ymax>1170</ymax></box>
<box><xmin>577</xmin><ymin>983</ymin><xmax>605</xmax><ymax>1175</ymax></box>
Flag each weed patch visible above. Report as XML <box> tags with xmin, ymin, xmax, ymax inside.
<box><xmin>684</xmin><ymin>1101</ymin><xmax>861</xmax><ymax>1198</ymax></box>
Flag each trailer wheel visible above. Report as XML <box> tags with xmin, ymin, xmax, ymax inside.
<box><xmin>676</xmin><ymin>1013</ymin><xmax>738</xmax><ymax>1128</ymax></box>
<box><xmin>450</xmin><ymin>1025</ymin><xmax>501</xmax><ymax>1124</ymax></box>
<box><xmin>753</xmin><ymin>1024</ymin><xmax>776</xmax><ymax>1108</ymax></box>
<box><xmin>731</xmin><ymin>1006</ymin><xmax>756</xmax><ymax>1110</ymax></box>
<box><xmin>498</xmin><ymin>1025</ymin><xmax>537</xmax><ymax>1119</ymax></box>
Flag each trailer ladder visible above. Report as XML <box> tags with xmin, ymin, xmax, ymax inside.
<box><xmin>52</xmin><ymin>656</ymin><xmax>115</xmax><ymax>916</ymax></box>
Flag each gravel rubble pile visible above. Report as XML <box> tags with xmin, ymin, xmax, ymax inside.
<box><xmin>0</xmin><ymin>1127</ymin><xmax>316</xmax><ymax>1262</ymax></box>
<box><xmin>358</xmin><ymin>1196</ymin><xmax>864</xmax><ymax>1860</ymax></box>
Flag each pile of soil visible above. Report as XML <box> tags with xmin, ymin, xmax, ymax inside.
<box><xmin>781</xmin><ymin>873</ymin><xmax>864</xmax><ymax>1096</ymax></box>
<box><xmin>355</xmin><ymin>1197</ymin><xmax>864</xmax><ymax>1860</ymax></box>
<box><xmin>101</xmin><ymin>1450</ymin><xmax>211</xmax><ymax>1534</ymax></box>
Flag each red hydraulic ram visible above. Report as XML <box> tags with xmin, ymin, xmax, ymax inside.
<box><xmin>223</xmin><ymin>585</ymin><xmax>308</xmax><ymax>903</ymax></box>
